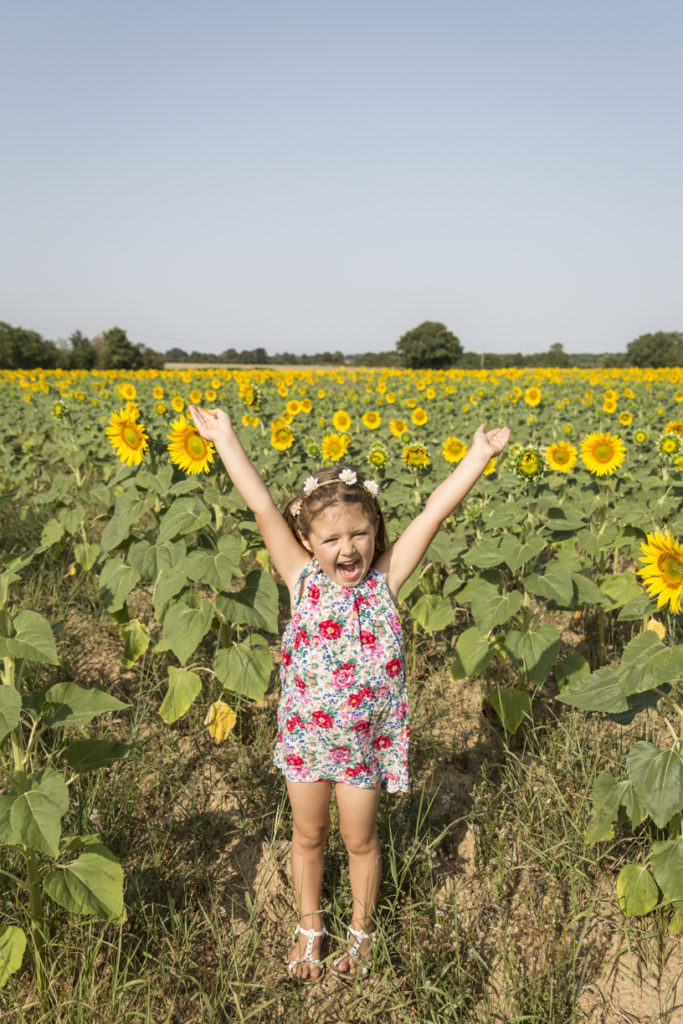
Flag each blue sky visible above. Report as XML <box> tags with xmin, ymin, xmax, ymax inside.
<box><xmin>2</xmin><ymin>0</ymin><xmax>682</xmax><ymax>357</ymax></box>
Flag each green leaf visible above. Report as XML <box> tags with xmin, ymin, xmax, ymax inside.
<box><xmin>159</xmin><ymin>667</ymin><xmax>202</xmax><ymax>724</ymax></box>
<box><xmin>618</xmin><ymin>592</ymin><xmax>657</xmax><ymax>621</ymax></box>
<box><xmin>0</xmin><ymin>610</ymin><xmax>59</xmax><ymax>665</ymax></box>
<box><xmin>0</xmin><ymin>925</ymin><xmax>27</xmax><ymax>988</ymax></box>
<box><xmin>516</xmin><ymin>624</ymin><xmax>560</xmax><ymax>685</ymax></box>
<box><xmin>599</xmin><ymin>572</ymin><xmax>644</xmax><ymax>610</ymax></box>
<box><xmin>556</xmin><ymin>665</ymin><xmax>629</xmax><ymax>713</ymax></box>
<box><xmin>186</xmin><ymin>542</ymin><xmax>242</xmax><ymax>592</ymax></box>
<box><xmin>9</xmin><ymin>767</ymin><xmax>69</xmax><ymax>856</ymax></box>
<box><xmin>617</xmin><ymin>864</ymin><xmax>659</xmax><ymax>917</ymax></box>
<box><xmin>397</xmin><ymin>565</ymin><xmax>422</xmax><ymax>602</ymax></box>
<box><xmin>650</xmin><ymin>838</ymin><xmax>683</xmax><ymax>904</ymax></box>
<box><xmin>74</xmin><ymin>541</ymin><xmax>100</xmax><ymax>571</ymax></box>
<box><xmin>499</xmin><ymin>534</ymin><xmax>545</xmax><ymax>572</ymax></box>
<box><xmin>40</xmin><ymin>518</ymin><xmax>65</xmax><ymax>547</ymax></box>
<box><xmin>213</xmin><ymin>635</ymin><xmax>272</xmax><ymax>700</ymax></box>
<box><xmin>44</xmin><ymin>682</ymin><xmax>128</xmax><ymax>728</ymax></box>
<box><xmin>98</xmin><ymin>558</ymin><xmax>140</xmax><ymax>615</ymax></box>
<box><xmin>586</xmin><ymin>773</ymin><xmax>627</xmax><ymax>844</ymax></box>
<box><xmin>571</xmin><ymin>572</ymin><xmax>606</xmax><ymax>607</ymax></box>
<box><xmin>487</xmin><ymin>688</ymin><xmax>531</xmax><ymax>733</ymax></box>
<box><xmin>157</xmin><ymin>497</ymin><xmax>211</xmax><ymax>543</ymax></box>
<box><xmin>43</xmin><ymin>843</ymin><xmax>124</xmax><ymax>920</ymax></box>
<box><xmin>463</xmin><ymin>580</ymin><xmax>523</xmax><ymax>634</ymax></box>
<box><xmin>523</xmin><ymin>562</ymin><xmax>574</xmax><ymax>607</ymax></box>
<box><xmin>62</xmin><ymin>739</ymin><xmax>131</xmax><ymax>773</ymax></box>
<box><xmin>100</xmin><ymin>489</ymin><xmax>155</xmax><ymax>552</ymax></box>
<box><xmin>450</xmin><ymin>627</ymin><xmax>493</xmax><ymax>679</ymax></box>
<box><xmin>626</xmin><ymin>741</ymin><xmax>683</xmax><ymax>829</ymax></box>
<box><xmin>555</xmin><ymin>651</ymin><xmax>590</xmax><ymax>688</ymax></box>
<box><xmin>462</xmin><ymin>537</ymin><xmax>504</xmax><ymax>570</ymax></box>
<box><xmin>58</xmin><ymin>504</ymin><xmax>86</xmax><ymax>535</ymax></box>
<box><xmin>157</xmin><ymin>600</ymin><xmax>213</xmax><ymax>664</ymax></box>
<box><xmin>426</xmin><ymin>532</ymin><xmax>467</xmax><ymax>567</ymax></box>
<box><xmin>0</xmin><ymin>686</ymin><xmax>22</xmax><ymax>743</ymax></box>
<box><xmin>619</xmin><ymin>632</ymin><xmax>683</xmax><ymax>697</ymax></box>
<box><xmin>121</xmin><ymin>619</ymin><xmax>151</xmax><ymax>669</ymax></box>
<box><xmin>409</xmin><ymin>594</ymin><xmax>456</xmax><ymax>633</ymax></box>
<box><xmin>215</xmin><ymin>570</ymin><xmax>280</xmax><ymax>632</ymax></box>
<box><xmin>0</xmin><ymin>796</ymin><xmax>20</xmax><ymax>845</ymax></box>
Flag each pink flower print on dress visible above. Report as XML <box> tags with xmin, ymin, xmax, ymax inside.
<box><xmin>397</xmin><ymin>700</ymin><xmax>409</xmax><ymax>718</ymax></box>
<box><xmin>360</xmin><ymin>630</ymin><xmax>376</xmax><ymax>646</ymax></box>
<box><xmin>319</xmin><ymin>619</ymin><xmax>343</xmax><ymax>640</ymax></box>
<box><xmin>294</xmin><ymin>629</ymin><xmax>310</xmax><ymax>650</ymax></box>
<box><xmin>286</xmin><ymin>754</ymin><xmax>304</xmax><ymax>767</ymax></box>
<box><xmin>331</xmin><ymin>663</ymin><xmax>356</xmax><ymax>689</ymax></box>
<box><xmin>345</xmin><ymin>764</ymin><xmax>364</xmax><ymax>778</ymax></box>
<box><xmin>386</xmin><ymin>658</ymin><xmax>402</xmax><ymax>677</ymax></box>
<box><xmin>282</xmin><ymin>651</ymin><xmax>292</xmax><ymax>667</ymax></box>
<box><xmin>295</xmin><ymin>675</ymin><xmax>306</xmax><ymax>691</ymax></box>
<box><xmin>330</xmin><ymin>747</ymin><xmax>351</xmax><ymax>762</ymax></box>
<box><xmin>373</xmin><ymin>735</ymin><xmax>392</xmax><ymax>750</ymax></box>
<box><xmin>286</xmin><ymin>715</ymin><xmax>303</xmax><ymax>732</ymax></box>
<box><xmin>308</xmin><ymin>583</ymin><xmax>320</xmax><ymax>602</ymax></box>
<box><xmin>312</xmin><ymin>710</ymin><xmax>334</xmax><ymax>728</ymax></box>
<box><xmin>351</xmin><ymin>719</ymin><xmax>371</xmax><ymax>734</ymax></box>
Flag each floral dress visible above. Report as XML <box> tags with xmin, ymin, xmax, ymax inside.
<box><xmin>274</xmin><ymin>560</ymin><xmax>409</xmax><ymax>792</ymax></box>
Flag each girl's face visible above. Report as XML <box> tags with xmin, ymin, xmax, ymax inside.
<box><xmin>300</xmin><ymin>502</ymin><xmax>376</xmax><ymax>588</ymax></box>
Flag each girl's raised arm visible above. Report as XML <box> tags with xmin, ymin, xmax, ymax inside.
<box><xmin>375</xmin><ymin>424</ymin><xmax>510</xmax><ymax>602</ymax></box>
<box><xmin>189</xmin><ymin>406</ymin><xmax>309</xmax><ymax>591</ymax></box>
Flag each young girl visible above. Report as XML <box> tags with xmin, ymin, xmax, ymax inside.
<box><xmin>189</xmin><ymin>404</ymin><xmax>509</xmax><ymax>982</ymax></box>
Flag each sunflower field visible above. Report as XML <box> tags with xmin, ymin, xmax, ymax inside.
<box><xmin>2</xmin><ymin>363</ymin><xmax>683</xmax><ymax>1021</ymax></box>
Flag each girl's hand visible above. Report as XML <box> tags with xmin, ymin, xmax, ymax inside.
<box><xmin>188</xmin><ymin>405</ymin><xmax>233</xmax><ymax>443</ymax></box>
<box><xmin>471</xmin><ymin>424</ymin><xmax>511</xmax><ymax>460</ymax></box>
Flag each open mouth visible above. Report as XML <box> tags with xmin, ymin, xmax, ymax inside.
<box><xmin>337</xmin><ymin>559</ymin><xmax>361</xmax><ymax>581</ymax></box>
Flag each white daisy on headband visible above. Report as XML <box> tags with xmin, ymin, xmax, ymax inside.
<box><xmin>302</xmin><ymin>476</ymin><xmax>319</xmax><ymax>496</ymax></box>
<box><xmin>364</xmin><ymin>479</ymin><xmax>379</xmax><ymax>497</ymax></box>
<box><xmin>338</xmin><ymin>468</ymin><xmax>357</xmax><ymax>485</ymax></box>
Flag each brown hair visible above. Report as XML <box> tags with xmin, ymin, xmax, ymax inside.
<box><xmin>283</xmin><ymin>465</ymin><xmax>388</xmax><ymax>560</ymax></box>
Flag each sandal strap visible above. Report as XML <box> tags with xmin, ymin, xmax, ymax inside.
<box><xmin>289</xmin><ymin>924</ymin><xmax>327</xmax><ymax>969</ymax></box>
<box><xmin>346</xmin><ymin>925</ymin><xmax>376</xmax><ymax>958</ymax></box>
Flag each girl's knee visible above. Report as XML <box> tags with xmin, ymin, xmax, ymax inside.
<box><xmin>292</xmin><ymin>820</ymin><xmax>330</xmax><ymax>851</ymax></box>
<box><xmin>340</xmin><ymin>827</ymin><xmax>380</xmax><ymax>858</ymax></box>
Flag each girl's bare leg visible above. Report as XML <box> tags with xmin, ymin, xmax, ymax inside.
<box><xmin>286</xmin><ymin>779</ymin><xmax>331</xmax><ymax>979</ymax></box>
<box><xmin>334</xmin><ymin>781</ymin><xmax>382</xmax><ymax>974</ymax></box>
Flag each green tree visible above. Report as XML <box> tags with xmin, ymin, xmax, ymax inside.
<box><xmin>68</xmin><ymin>330</ymin><xmax>96</xmax><ymax>370</ymax></box>
<box><xmin>395</xmin><ymin>321</ymin><xmax>463</xmax><ymax>369</ymax></box>
<box><xmin>626</xmin><ymin>332</ymin><xmax>683</xmax><ymax>367</ymax></box>
<box><xmin>102</xmin><ymin>327</ymin><xmax>140</xmax><ymax>369</ymax></box>
<box><xmin>0</xmin><ymin>322</ymin><xmax>59</xmax><ymax>368</ymax></box>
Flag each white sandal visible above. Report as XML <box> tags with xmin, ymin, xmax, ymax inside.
<box><xmin>287</xmin><ymin>923</ymin><xmax>327</xmax><ymax>982</ymax></box>
<box><xmin>332</xmin><ymin>925</ymin><xmax>376</xmax><ymax>980</ymax></box>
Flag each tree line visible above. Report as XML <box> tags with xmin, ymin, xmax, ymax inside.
<box><xmin>0</xmin><ymin>319</ymin><xmax>680</xmax><ymax>371</ymax></box>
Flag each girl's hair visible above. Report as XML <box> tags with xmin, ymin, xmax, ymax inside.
<box><xmin>283</xmin><ymin>465</ymin><xmax>388</xmax><ymax>559</ymax></box>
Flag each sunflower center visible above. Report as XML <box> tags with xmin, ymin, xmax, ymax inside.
<box><xmin>554</xmin><ymin>449</ymin><xmax>569</xmax><ymax>464</ymax></box>
<box><xmin>122</xmin><ymin>424</ymin><xmax>142</xmax><ymax>448</ymax></box>
<box><xmin>593</xmin><ymin>443</ymin><xmax>613</xmax><ymax>463</ymax></box>
<box><xmin>659</xmin><ymin>553</ymin><xmax>683</xmax><ymax>587</ymax></box>
<box><xmin>186</xmin><ymin>433</ymin><xmax>207</xmax><ymax>459</ymax></box>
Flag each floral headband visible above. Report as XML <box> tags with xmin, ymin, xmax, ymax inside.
<box><xmin>289</xmin><ymin>469</ymin><xmax>379</xmax><ymax>518</ymax></box>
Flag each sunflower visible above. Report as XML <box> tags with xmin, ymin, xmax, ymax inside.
<box><xmin>332</xmin><ymin>410</ymin><xmax>352</xmax><ymax>432</ymax></box>
<box><xmin>401</xmin><ymin>444</ymin><xmax>430</xmax><ymax>469</ymax></box>
<box><xmin>271</xmin><ymin>423</ymin><xmax>295</xmax><ymax>451</ymax></box>
<box><xmin>665</xmin><ymin>420</ymin><xmax>683</xmax><ymax>440</ymax></box>
<box><xmin>443</xmin><ymin>436</ymin><xmax>467</xmax><ymax>463</ymax></box>
<box><xmin>514</xmin><ymin>447</ymin><xmax>544</xmax><ymax>479</ymax></box>
<box><xmin>362</xmin><ymin>411</ymin><xmax>381</xmax><ymax>430</ymax></box>
<box><xmin>524</xmin><ymin>386</ymin><xmax>541</xmax><ymax>407</ymax></box>
<box><xmin>171</xmin><ymin>395</ymin><xmax>185</xmax><ymax>412</ymax></box>
<box><xmin>367</xmin><ymin>442</ymin><xmax>387</xmax><ymax>466</ymax></box>
<box><xmin>637</xmin><ymin>530</ymin><xmax>683</xmax><ymax>614</ymax></box>
<box><xmin>619</xmin><ymin>411</ymin><xmax>633</xmax><ymax>426</ymax></box>
<box><xmin>390</xmin><ymin>418</ymin><xmax>407</xmax><ymax>437</ymax></box>
<box><xmin>167</xmin><ymin>415</ymin><xmax>215</xmax><ymax>474</ymax></box>
<box><xmin>635</xmin><ymin>430</ymin><xmax>647</xmax><ymax>444</ymax></box>
<box><xmin>580</xmin><ymin>431</ymin><xmax>626</xmax><ymax>476</ymax></box>
<box><xmin>189</xmin><ymin>389</ymin><xmax>202</xmax><ymax>404</ymax></box>
<box><xmin>483</xmin><ymin>458</ymin><xmax>497</xmax><ymax>476</ymax></box>
<box><xmin>154</xmin><ymin>403</ymin><xmax>167</xmax><ymax>415</ymax></box>
<box><xmin>603</xmin><ymin>399</ymin><xmax>617</xmax><ymax>414</ymax></box>
<box><xmin>106</xmin><ymin>408</ymin><xmax>149</xmax><ymax>467</ymax></box>
<box><xmin>321</xmin><ymin>433</ymin><xmax>349</xmax><ymax>461</ymax></box>
<box><xmin>301</xmin><ymin>398</ymin><xmax>313</xmax><ymax>413</ymax></box>
<box><xmin>545</xmin><ymin>441</ymin><xmax>578</xmax><ymax>473</ymax></box>
<box><xmin>120</xmin><ymin>382</ymin><xmax>137</xmax><ymax>401</ymax></box>
<box><xmin>411</xmin><ymin>407</ymin><xmax>428</xmax><ymax>426</ymax></box>
<box><xmin>286</xmin><ymin>399</ymin><xmax>301</xmax><ymax>416</ymax></box>
<box><xmin>153</xmin><ymin>386</ymin><xmax>164</xmax><ymax>400</ymax></box>
<box><xmin>658</xmin><ymin>433</ymin><xmax>683</xmax><ymax>460</ymax></box>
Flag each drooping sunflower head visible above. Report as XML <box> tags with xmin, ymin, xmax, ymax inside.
<box><xmin>401</xmin><ymin>444</ymin><xmax>430</xmax><ymax>469</ymax></box>
<box><xmin>580</xmin><ymin>431</ymin><xmax>626</xmax><ymax>476</ymax></box>
<box><xmin>637</xmin><ymin>529</ymin><xmax>683</xmax><ymax>614</ymax></box>
<box><xmin>167</xmin><ymin>415</ymin><xmax>215</xmax><ymax>474</ymax></box>
<box><xmin>545</xmin><ymin>441</ymin><xmax>578</xmax><ymax>473</ymax></box>
<box><xmin>367</xmin><ymin>441</ymin><xmax>388</xmax><ymax>467</ymax></box>
<box><xmin>106</xmin><ymin>407</ymin><xmax>149</xmax><ymax>467</ymax></box>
